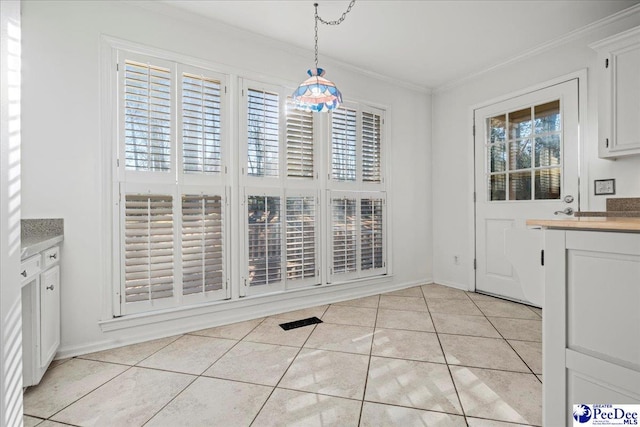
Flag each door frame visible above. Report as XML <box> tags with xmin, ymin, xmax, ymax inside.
<box><xmin>467</xmin><ymin>69</ymin><xmax>589</xmax><ymax>292</ymax></box>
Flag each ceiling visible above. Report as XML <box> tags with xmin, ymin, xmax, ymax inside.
<box><xmin>162</xmin><ymin>0</ymin><xmax>640</xmax><ymax>90</ymax></box>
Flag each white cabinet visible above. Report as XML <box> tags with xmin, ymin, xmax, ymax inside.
<box><xmin>543</xmin><ymin>230</ymin><xmax>640</xmax><ymax>426</ymax></box>
<box><xmin>39</xmin><ymin>265</ymin><xmax>60</xmax><ymax>369</ymax></box>
<box><xmin>592</xmin><ymin>26</ymin><xmax>640</xmax><ymax>158</ymax></box>
<box><xmin>21</xmin><ymin>246</ymin><xmax>61</xmax><ymax>387</ymax></box>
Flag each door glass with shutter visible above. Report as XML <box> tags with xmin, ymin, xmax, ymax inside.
<box><xmin>181</xmin><ymin>195</ymin><xmax>225</xmax><ymax>300</ymax></box>
<box><xmin>123</xmin><ymin>60</ymin><xmax>172</xmax><ymax>173</ymax></box>
<box><xmin>247</xmin><ymin>195</ymin><xmax>283</xmax><ymax>292</ymax></box>
<box><xmin>247</xmin><ymin>89</ymin><xmax>279</xmax><ymax>178</ymax></box>
<box><xmin>122</xmin><ymin>194</ymin><xmax>175</xmax><ymax>313</ymax></box>
<box><xmin>285</xmin><ymin>195</ymin><xmax>318</xmax><ymax>288</ymax></box>
<box><xmin>286</xmin><ymin>98</ymin><xmax>314</xmax><ymax>179</ymax></box>
<box><xmin>181</xmin><ymin>73</ymin><xmax>223</xmax><ymax>175</ymax></box>
<box><xmin>361</xmin><ymin>197</ymin><xmax>384</xmax><ymax>271</ymax></box>
<box><xmin>362</xmin><ymin>111</ymin><xmax>382</xmax><ymax>183</ymax></box>
<box><xmin>331</xmin><ymin>107</ymin><xmax>357</xmax><ymax>182</ymax></box>
<box><xmin>331</xmin><ymin>197</ymin><xmax>358</xmax><ymax>277</ymax></box>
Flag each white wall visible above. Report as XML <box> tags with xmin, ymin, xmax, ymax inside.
<box><xmin>1</xmin><ymin>0</ymin><xmax>23</xmax><ymax>425</ymax></box>
<box><xmin>20</xmin><ymin>1</ymin><xmax>431</xmax><ymax>356</ymax></box>
<box><xmin>432</xmin><ymin>8</ymin><xmax>640</xmax><ymax>289</ymax></box>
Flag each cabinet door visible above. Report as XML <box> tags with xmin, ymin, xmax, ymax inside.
<box><xmin>40</xmin><ymin>265</ymin><xmax>60</xmax><ymax>369</ymax></box>
<box><xmin>610</xmin><ymin>44</ymin><xmax>640</xmax><ymax>153</ymax></box>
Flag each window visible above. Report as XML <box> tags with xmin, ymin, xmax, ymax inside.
<box><xmin>241</xmin><ymin>80</ymin><xmax>320</xmax><ymax>296</ymax></box>
<box><xmin>328</xmin><ymin>103</ymin><xmax>386</xmax><ymax>282</ymax></box>
<box><xmin>329</xmin><ymin>193</ymin><xmax>386</xmax><ymax>282</ymax></box>
<box><xmin>115</xmin><ymin>50</ymin><xmax>229</xmax><ymax>315</ymax></box>
<box><xmin>486</xmin><ymin>100</ymin><xmax>561</xmax><ymax>201</ymax></box>
<box><xmin>113</xmin><ymin>45</ymin><xmax>388</xmax><ymax>317</ymax></box>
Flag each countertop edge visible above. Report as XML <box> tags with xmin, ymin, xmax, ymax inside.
<box><xmin>526</xmin><ymin>218</ymin><xmax>640</xmax><ymax>232</ymax></box>
<box><xmin>21</xmin><ymin>235</ymin><xmax>64</xmax><ymax>260</ymax></box>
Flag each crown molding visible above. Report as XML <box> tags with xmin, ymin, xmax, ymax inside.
<box><xmin>128</xmin><ymin>1</ymin><xmax>432</xmax><ymax>95</ymax></box>
<box><xmin>433</xmin><ymin>3</ymin><xmax>640</xmax><ymax>94</ymax></box>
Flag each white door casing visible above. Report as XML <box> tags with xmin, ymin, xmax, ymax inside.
<box><xmin>474</xmin><ymin>79</ymin><xmax>580</xmax><ymax>306</ymax></box>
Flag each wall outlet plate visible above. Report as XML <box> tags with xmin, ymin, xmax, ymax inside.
<box><xmin>594</xmin><ymin>179</ymin><xmax>616</xmax><ymax>195</ymax></box>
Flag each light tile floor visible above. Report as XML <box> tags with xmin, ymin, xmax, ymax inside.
<box><xmin>23</xmin><ymin>284</ymin><xmax>543</xmax><ymax>427</ymax></box>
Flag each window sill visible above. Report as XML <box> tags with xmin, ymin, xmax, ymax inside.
<box><xmin>99</xmin><ymin>274</ymin><xmax>394</xmax><ymax>333</ymax></box>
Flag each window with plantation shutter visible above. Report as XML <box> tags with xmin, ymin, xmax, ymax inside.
<box><xmin>182</xmin><ymin>195</ymin><xmax>224</xmax><ymax>295</ymax></box>
<box><xmin>123</xmin><ymin>60</ymin><xmax>172</xmax><ymax>172</ymax></box>
<box><xmin>331</xmin><ymin>106</ymin><xmax>357</xmax><ymax>182</ymax></box>
<box><xmin>247</xmin><ymin>195</ymin><xmax>282</xmax><ymax>287</ymax></box>
<box><xmin>362</xmin><ymin>111</ymin><xmax>382</xmax><ymax>183</ymax></box>
<box><xmin>361</xmin><ymin>197</ymin><xmax>384</xmax><ymax>270</ymax></box>
<box><xmin>331</xmin><ymin>197</ymin><xmax>357</xmax><ymax>274</ymax></box>
<box><xmin>247</xmin><ymin>89</ymin><xmax>279</xmax><ymax>178</ymax></box>
<box><xmin>124</xmin><ymin>195</ymin><xmax>174</xmax><ymax>303</ymax></box>
<box><xmin>115</xmin><ymin>49</ymin><xmax>230</xmax><ymax>316</ymax></box>
<box><xmin>182</xmin><ymin>73</ymin><xmax>222</xmax><ymax>174</ymax></box>
<box><xmin>286</xmin><ymin>98</ymin><xmax>314</xmax><ymax>178</ymax></box>
<box><xmin>286</xmin><ymin>196</ymin><xmax>317</xmax><ymax>283</ymax></box>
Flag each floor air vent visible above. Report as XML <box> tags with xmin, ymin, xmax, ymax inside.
<box><xmin>279</xmin><ymin>316</ymin><xmax>323</xmax><ymax>331</ymax></box>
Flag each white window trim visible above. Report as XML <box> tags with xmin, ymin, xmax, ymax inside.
<box><xmin>101</xmin><ymin>36</ymin><xmax>392</xmax><ymax>322</ymax></box>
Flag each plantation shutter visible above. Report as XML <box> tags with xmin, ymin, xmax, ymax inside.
<box><xmin>286</xmin><ymin>98</ymin><xmax>314</xmax><ymax>178</ymax></box>
<box><xmin>332</xmin><ymin>197</ymin><xmax>357</xmax><ymax>274</ymax></box>
<box><xmin>182</xmin><ymin>73</ymin><xmax>222</xmax><ymax>174</ymax></box>
<box><xmin>123</xmin><ymin>60</ymin><xmax>172</xmax><ymax>172</ymax></box>
<box><xmin>124</xmin><ymin>195</ymin><xmax>174</xmax><ymax>302</ymax></box>
<box><xmin>182</xmin><ymin>195</ymin><xmax>224</xmax><ymax>295</ymax></box>
<box><xmin>286</xmin><ymin>196</ymin><xmax>316</xmax><ymax>282</ymax></box>
<box><xmin>247</xmin><ymin>89</ymin><xmax>279</xmax><ymax>178</ymax></box>
<box><xmin>331</xmin><ymin>107</ymin><xmax>357</xmax><ymax>181</ymax></box>
<box><xmin>362</xmin><ymin>111</ymin><xmax>382</xmax><ymax>183</ymax></box>
<box><xmin>361</xmin><ymin>197</ymin><xmax>384</xmax><ymax>270</ymax></box>
<box><xmin>247</xmin><ymin>195</ymin><xmax>282</xmax><ymax>286</ymax></box>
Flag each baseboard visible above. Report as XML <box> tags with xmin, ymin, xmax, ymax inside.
<box><xmin>431</xmin><ymin>278</ymin><xmax>472</xmax><ymax>292</ymax></box>
<box><xmin>57</xmin><ymin>278</ymin><xmax>430</xmax><ymax>359</ymax></box>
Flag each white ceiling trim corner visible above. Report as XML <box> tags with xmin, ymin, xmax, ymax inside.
<box><xmin>433</xmin><ymin>2</ymin><xmax>640</xmax><ymax>94</ymax></box>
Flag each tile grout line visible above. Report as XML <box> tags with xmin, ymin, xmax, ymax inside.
<box><xmin>421</xmin><ymin>286</ymin><xmax>470</xmax><ymax>425</ymax></box>
<box><xmin>356</xmin><ymin>293</ymin><xmax>381</xmax><ymax>426</ymax></box>
<box><xmin>247</xmin><ymin>304</ymin><xmax>329</xmax><ymax>426</ymax></box>
<box><xmin>111</xmin><ymin>319</ymin><xmax>266</xmax><ymax>426</ymax></box>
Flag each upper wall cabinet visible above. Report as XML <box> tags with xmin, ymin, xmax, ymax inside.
<box><xmin>591</xmin><ymin>26</ymin><xmax>640</xmax><ymax>159</ymax></box>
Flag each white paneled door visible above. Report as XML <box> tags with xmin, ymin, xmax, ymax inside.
<box><xmin>474</xmin><ymin>79</ymin><xmax>579</xmax><ymax>306</ymax></box>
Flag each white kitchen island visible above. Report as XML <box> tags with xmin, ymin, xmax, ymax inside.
<box><xmin>527</xmin><ymin>217</ymin><xmax>640</xmax><ymax>426</ymax></box>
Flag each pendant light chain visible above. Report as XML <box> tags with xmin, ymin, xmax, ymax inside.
<box><xmin>313</xmin><ymin>0</ymin><xmax>357</xmax><ymax>69</ymax></box>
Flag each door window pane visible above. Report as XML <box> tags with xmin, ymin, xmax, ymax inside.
<box><xmin>489</xmin><ymin>143</ymin><xmax>506</xmax><ymax>173</ymax></box>
<box><xmin>509</xmin><ymin>108</ymin><xmax>532</xmax><ymax>139</ymax></box>
<box><xmin>535</xmin><ymin>168</ymin><xmax>561</xmax><ymax>200</ymax></box>
<box><xmin>490</xmin><ymin>174</ymin><xmax>506</xmax><ymax>201</ymax></box>
<box><xmin>509</xmin><ymin>139</ymin><xmax>532</xmax><ymax>170</ymax></box>
<box><xmin>535</xmin><ymin>135</ymin><xmax>560</xmax><ymax>167</ymax></box>
<box><xmin>534</xmin><ymin>101</ymin><xmax>561</xmax><ymax>134</ymax></box>
<box><xmin>509</xmin><ymin>171</ymin><xmax>532</xmax><ymax>201</ymax></box>
<box><xmin>488</xmin><ymin>115</ymin><xmax>506</xmax><ymax>143</ymax></box>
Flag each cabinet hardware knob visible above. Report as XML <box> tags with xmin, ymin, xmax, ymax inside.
<box><xmin>46</xmin><ymin>285</ymin><xmax>55</xmax><ymax>291</ymax></box>
<box><xmin>21</xmin><ymin>270</ymin><xmax>27</xmax><ymax>277</ymax></box>
<box><xmin>49</xmin><ymin>254</ymin><xmax>57</xmax><ymax>259</ymax></box>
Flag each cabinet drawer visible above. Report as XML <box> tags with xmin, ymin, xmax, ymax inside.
<box><xmin>43</xmin><ymin>246</ymin><xmax>60</xmax><ymax>268</ymax></box>
<box><xmin>20</xmin><ymin>255</ymin><xmax>41</xmax><ymax>283</ymax></box>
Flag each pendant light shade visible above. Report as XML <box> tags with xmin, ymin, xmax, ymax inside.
<box><xmin>292</xmin><ymin>68</ymin><xmax>342</xmax><ymax>112</ymax></box>
<box><xmin>292</xmin><ymin>1</ymin><xmax>355</xmax><ymax>112</ymax></box>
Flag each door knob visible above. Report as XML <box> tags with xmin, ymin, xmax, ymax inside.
<box><xmin>554</xmin><ymin>207</ymin><xmax>574</xmax><ymax>216</ymax></box>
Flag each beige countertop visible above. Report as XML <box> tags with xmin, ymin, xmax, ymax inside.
<box><xmin>527</xmin><ymin>217</ymin><xmax>640</xmax><ymax>232</ymax></box>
